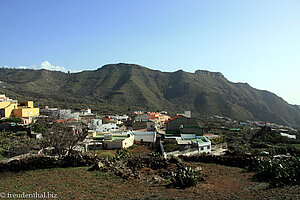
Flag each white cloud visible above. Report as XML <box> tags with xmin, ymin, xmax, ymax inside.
<box><xmin>16</xmin><ymin>65</ymin><xmax>30</xmax><ymax>69</ymax></box>
<box><xmin>1</xmin><ymin>61</ymin><xmax>68</xmax><ymax>72</ymax></box>
<box><xmin>39</xmin><ymin>61</ymin><xmax>68</xmax><ymax>72</ymax></box>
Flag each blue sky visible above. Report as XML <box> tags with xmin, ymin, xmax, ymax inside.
<box><xmin>0</xmin><ymin>0</ymin><xmax>300</xmax><ymax>104</ymax></box>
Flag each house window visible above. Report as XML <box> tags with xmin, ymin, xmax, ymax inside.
<box><xmin>30</xmin><ymin>111</ymin><xmax>32</xmax><ymax>115</ymax></box>
<box><xmin>25</xmin><ymin>112</ymin><xmax>27</xmax><ymax>115</ymax></box>
<box><xmin>201</xmin><ymin>147</ymin><xmax>204</xmax><ymax>151</ymax></box>
<box><xmin>35</xmin><ymin>111</ymin><xmax>38</xmax><ymax>114</ymax></box>
<box><xmin>207</xmin><ymin>146</ymin><xmax>210</xmax><ymax>149</ymax></box>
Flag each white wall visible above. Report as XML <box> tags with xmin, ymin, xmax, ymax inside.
<box><xmin>134</xmin><ymin>131</ymin><xmax>156</xmax><ymax>143</ymax></box>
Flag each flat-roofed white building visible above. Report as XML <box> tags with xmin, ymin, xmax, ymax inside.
<box><xmin>133</xmin><ymin>130</ymin><xmax>156</xmax><ymax>143</ymax></box>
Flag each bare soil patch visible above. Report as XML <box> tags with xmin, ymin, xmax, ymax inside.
<box><xmin>0</xmin><ymin>162</ymin><xmax>299</xmax><ymax>199</ymax></box>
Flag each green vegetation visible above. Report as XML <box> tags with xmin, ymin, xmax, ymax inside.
<box><xmin>163</xmin><ymin>139</ymin><xmax>180</xmax><ymax>152</ymax></box>
<box><xmin>98</xmin><ymin>152</ymin><xmax>115</xmax><ymax>159</ymax></box>
<box><xmin>252</xmin><ymin>127</ymin><xmax>290</xmax><ymax>145</ymax></box>
<box><xmin>148</xmin><ymin>151</ymin><xmax>163</xmax><ymax>158</ymax></box>
<box><xmin>0</xmin><ymin>131</ymin><xmax>41</xmax><ymax>159</ymax></box>
<box><xmin>207</xmin><ymin>123</ymin><xmax>299</xmax><ymax>157</ymax></box>
<box><xmin>164</xmin><ymin>144</ymin><xmax>180</xmax><ymax>152</ymax></box>
<box><xmin>116</xmin><ymin>148</ymin><xmax>133</xmax><ymax>159</ymax></box>
<box><xmin>1</xmin><ymin>63</ymin><xmax>300</xmax><ymax>127</ymax></box>
<box><xmin>0</xmin><ymin>117</ymin><xmax>22</xmax><ymax>124</ymax></box>
<box><xmin>210</xmin><ymin>136</ymin><xmax>225</xmax><ymax>144</ymax></box>
<box><xmin>292</xmin><ymin>143</ymin><xmax>300</xmax><ymax>150</ymax></box>
<box><xmin>252</xmin><ymin>156</ymin><xmax>300</xmax><ymax>187</ymax></box>
<box><xmin>171</xmin><ymin>164</ymin><xmax>201</xmax><ymax>188</ymax></box>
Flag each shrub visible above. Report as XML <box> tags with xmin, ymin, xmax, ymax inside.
<box><xmin>171</xmin><ymin>164</ymin><xmax>200</xmax><ymax>188</ymax></box>
<box><xmin>168</xmin><ymin>155</ymin><xmax>183</xmax><ymax>164</ymax></box>
<box><xmin>0</xmin><ymin>117</ymin><xmax>22</xmax><ymax>124</ymax></box>
<box><xmin>0</xmin><ymin>131</ymin><xmax>41</xmax><ymax>158</ymax></box>
<box><xmin>253</xmin><ymin>156</ymin><xmax>300</xmax><ymax>187</ymax></box>
<box><xmin>148</xmin><ymin>151</ymin><xmax>162</xmax><ymax>158</ymax></box>
<box><xmin>128</xmin><ymin>144</ymin><xmax>137</xmax><ymax>149</ymax></box>
<box><xmin>163</xmin><ymin>139</ymin><xmax>177</xmax><ymax>145</ymax></box>
<box><xmin>99</xmin><ymin>152</ymin><xmax>115</xmax><ymax>159</ymax></box>
<box><xmin>15</xmin><ymin>131</ymin><xmax>28</xmax><ymax>136</ymax></box>
<box><xmin>164</xmin><ymin>144</ymin><xmax>180</xmax><ymax>152</ymax></box>
<box><xmin>116</xmin><ymin>148</ymin><xmax>132</xmax><ymax>159</ymax></box>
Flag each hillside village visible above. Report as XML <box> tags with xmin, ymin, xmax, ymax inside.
<box><xmin>0</xmin><ymin>94</ymin><xmax>300</xmax><ymax>199</ymax></box>
<box><xmin>2</xmin><ymin>1</ymin><xmax>300</xmax><ymax>198</ymax></box>
<box><xmin>1</xmin><ymin>94</ymin><xmax>299</xmax><ymax>159</ymax></box>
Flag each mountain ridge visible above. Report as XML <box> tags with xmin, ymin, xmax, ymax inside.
<box><xmin>0</xmin><ymin>63</ymin><xmax>299</xmax><ymax>127</ymax></box>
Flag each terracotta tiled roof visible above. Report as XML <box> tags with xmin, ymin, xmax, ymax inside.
<box><xmin>165</xmin><ymin>115</ymin><xmax>183</xmax><ymax>123</ymax></box>
<box><xmin>133</xmin><ymin>128</ymin><xmax>148</xmax><ymax>132</ymax></box>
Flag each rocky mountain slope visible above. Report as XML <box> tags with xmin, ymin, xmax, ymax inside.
<box><xmin>0</xmin><ymin>63</ymin><xmax>299</xmax><ymax>127</ymax></box>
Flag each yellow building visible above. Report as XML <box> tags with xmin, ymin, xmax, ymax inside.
<box><xmin>156</xmin><ymin>113</ymin><xmax>170</xmax><ymax>127</ymax></box>
<box><xmin>13</xmin><ymin>107</ymin><xmax>39</xmax><ymax>118</ymax></box>
<box><xmin>0</xmin><ymin>94</ymin><xmax>39</xmax><ymax>123</ymax></box>
<box><xmin>158</xmin><ymin>114</ymin><xmax>170</xmax><ymax>122</ymax></box>
<box><xmin>20</xmin><ymin>101</ymin><xmax>34</xmax><ymax>108</ymax></box>
<box><xmin>0</xmin><ymin>95</ymin><xmax>18</xmax><ymax>118</ymax></box>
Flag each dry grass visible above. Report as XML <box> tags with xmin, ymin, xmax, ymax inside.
<box><xmin>0</xmin><ymin>162</ymin><xmax>299</xmax><ymax>200</ymax></box>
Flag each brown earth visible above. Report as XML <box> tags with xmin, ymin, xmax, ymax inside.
<box><xmin>0</xmin><ymin>163</ymin><xmax>299</xmax><ymax>200</ymax></box>
<box><xmin>0</xmin><ymin>145</ymin><xmax>299</xmax><ymax>199</ymax></box>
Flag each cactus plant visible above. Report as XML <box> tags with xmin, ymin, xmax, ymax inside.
<box><xmin>171</xmin><ymin>164</ymin><xmax>201</xmax><ymax>188</ymax></box>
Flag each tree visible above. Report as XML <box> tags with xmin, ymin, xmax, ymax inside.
<box><xmin>35</xmin><ymin>117</ymin><xmax>88</xmax><ymax>157</ymax></box>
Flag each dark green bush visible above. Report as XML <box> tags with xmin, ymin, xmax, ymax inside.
<box><xmin>163</xmin><ymin>139</ymin><xmax>177</xmax><ymax>145</ymax></box>
<box><xmin>0</xmin><ymin>131</ymin><xmax>41</xmax><ymax>158</ymax></box>
<box><xmin>171</xmin><ymin>164</ymin><xmax>200</xmax><ymax>188</ymax></box>
<box><xmin>253</xmin><ymin>156</ymin><xmax>300</xmax><ymax>187</ymax></box>
<box><xmin>116</xmin><ymin>148</ymin><xmax>132</xmax><ymax>159</ymax></box>
<box><xmin>0</xmin><ymin>117</ymin><xmax>22</xmax><ymax>124</ymax></box>
<box><xmin>164</xmin><ymin>144</ymin><xmax>180</xmax><ymax>152</ymax></box>
<box><xmin>15</xmin><ymin>131</ymin><xmax>28</xmax><ymax>136</ymax></box>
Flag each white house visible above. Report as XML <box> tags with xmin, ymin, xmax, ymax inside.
<box><xmin>79</xmin><ymin>108</ymin><xmax>92</xmax><ymax>115</ymax></box>
<box><xmin>109</xmin><ymin>115</ymin><xmax>129</xmax><ymax>121</ymax></box>
<box><xmin>174</xmin><ymin>135</ymin><xmax>211</xmax><ymax>154</ymax></box>
<box><xmin>133</xmin><ymin>130</ymin><xmax>156</xmax><ymax>143</ymax></box>
<box><xmin>89</xmin><ymin>119</ymin><xmax>119</xmax><ymax>133</ymax></box>
<box><xmin>280</xmin><ymin>132</ymin><xmax>296</xmax><ymax>139</ymax></box>
<box><xmin>89</xmin><ymin>119</ymin><xmax>103</xmax><ymax>130</ymax></box>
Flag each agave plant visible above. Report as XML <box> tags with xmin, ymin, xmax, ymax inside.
<box><xmin>171</xmin><ymin>165</ymin><xmax>201</xmax><ymax>188</ymax></box>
